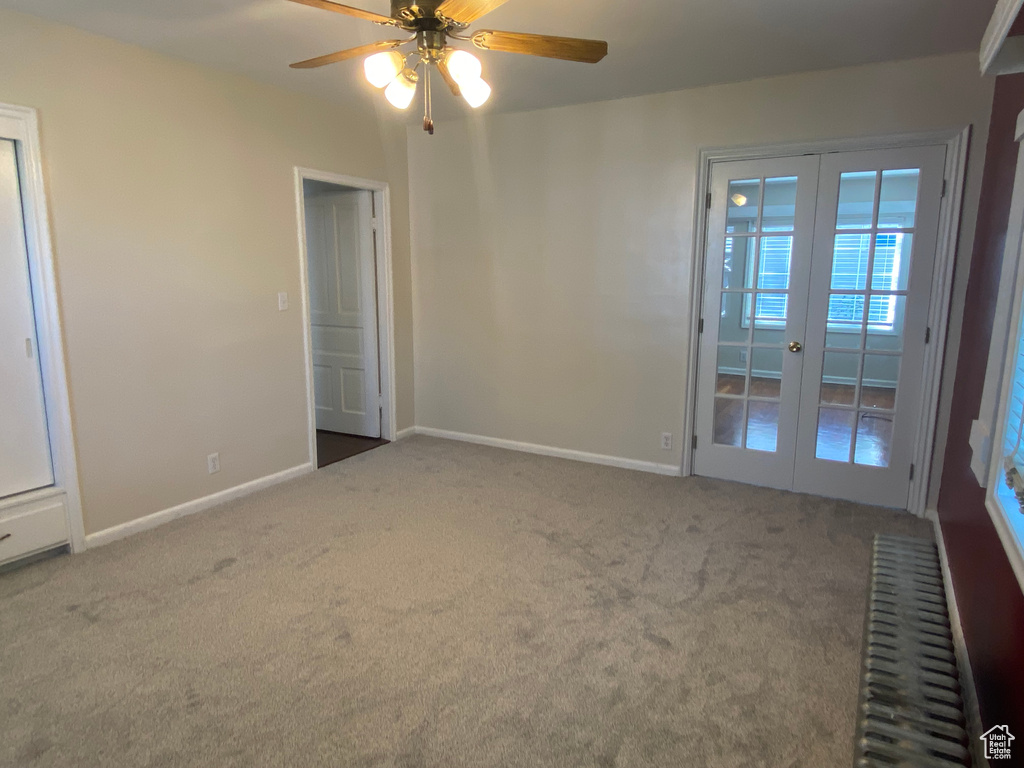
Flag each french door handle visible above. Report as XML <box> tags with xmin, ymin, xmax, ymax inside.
<box><xmin>788</xmin><ymin>341</ymin><xmax>803</xmax><ymax>353</ymax></box>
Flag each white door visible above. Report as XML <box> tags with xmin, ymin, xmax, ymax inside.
<box><xmin>694</xmin><ymin>145</ymin><xmax>947</xmax><ymax>509</ymax></box>
<box><xmin>0</xmin><ymin>139</ymin><xmax>53</xmax><ymax>498</ymax></box>
<box><xmin>693</xmin><ymin>156</ymin><xmax>821</xmax><ymax>489</ymax></box>
<box><xmin>305</xmin><ymin>188</ymin><xmax>381</xmax><ymax>437</ymax></box>
<box><xmin>793</xmin><ymin>146</ymin><xmax>946</xmax><ymax>507</ymax></box>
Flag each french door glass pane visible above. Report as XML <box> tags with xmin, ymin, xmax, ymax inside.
<box><xmin>747</xmin><ymin>402</ymin><xmax>780</xmax><ymax>452</ymax></box>
<box><xmin>878</xmin><ymin>169</ymin><xmax>919</xmax><ymax>229</ymax></box>
<box><xmin>827</xmin><ymin>295</ymin><xmax>864</xmax><ymax>328</ymax></box>
<box><xmin>871</xmin><ymin>233</ymin><xmax>912</xmax><ymax>291</ymax></box>
<box><xmin>716</xmin><ymin>344</ymin><xmax>746</xmax><ymax>395</ymax></box>
<box><xmin>837</xmin><ymin>171</ymin><xmax>877</xmax><ymax>229</ymax></box>
<box><xmin>854</xmin><ymin>414</ymin><xmax>894</xmax><ymax>467</ymax></box>
<box><xmin>727</xmin><ymin>179</ymin><xmax>760</xmax><ymax>233</ymax></box>
<box><xmin>714</xmin><ymin>398</ymin><xmax>743</xmax><ymax>447</ymax></box>
<box><xmin>862</xmin><ymin>355</ymin><xmax>899</xmax><ymax>409</ymax></box>
<box><xmin>831</xmin><ymin>234</ymin><xmax>870</xmax><ymax>290</ymax></box>
<box><xmin>719</xmin><ymin>293</ymin><xmax>750</xmax><ymax>343</ymax></box>
<box><xmin>750</xmin><ymin>347</ymin><xmax>783</xmax><ymax>398</ymax></box>
<box><xmin>723</xmin><ymin>236</ymin><xmax>756</xmax><ymax>288</ymax></box>
<box><xmin>758</xmin><ymin>237</ymin><xmax>793</xmax><ymax>289</ymax></box>
<box><xmin>866</xmin><ymin>297</ymin><xmax>906</xmax><ymax>350</ymax></box>
<box><xmin>821</xmin><ymin>351</ymin><xmax>858</xmax><ymax>405</ymax></box>
<box><xmin>816</xmin><ymin>408</ymin><xmax>855</xmax><ymax>461</ymax></box>
<box><xmin>763</xmin><ymin>176</ymin><xmax>798</xmax><ymax>231</ymax></box>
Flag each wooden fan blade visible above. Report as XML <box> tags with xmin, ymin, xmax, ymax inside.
<box><xmin>471</xmin><ymin>30</ymin><xmax>608</xmax><ymax>63</ymax></box>
<box><xmin>436</xmin><ymin>59</ymin><xmax>462</xmax><ymax>97</ymax></box>
<box><xmin>436</xmin><ymin>0</ymin><xmax>509</xmax><ymax>24</ymax></box>
<box><xmin>287</xmin><ymin>0</ymin><xmax>396</xmax><ymax>25</ymax></box>
<box><xmin>290</xmin><ymin>39</ymin><xmax>405</xmax><ymax>69</ymax></box>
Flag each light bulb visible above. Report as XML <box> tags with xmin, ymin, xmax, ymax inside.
<box><xmin>459</xmin><ymin>77</ymin><xmax>491</xmax><ymax>108</ymax></box>
<box><xmin>384</xmin><ymin>70</ymin><xmax>417</xmax><ymax>109</ymax></box>
<box><xmin>446</xmin><ymin>50</ymin><xmax>482</xmax><ymax>85</ymax></box>
<box><xmin>364</xmin><ymin>51</ymin><xmax>404</xmax><ymax>89</ymax></box>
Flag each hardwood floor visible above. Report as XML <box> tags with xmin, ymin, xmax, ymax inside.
<box><xmin>713</xmin><ymin>377</ymin><xmax>894</xmax><ymax>466</ymax></box>
<box><xmin>316</xmin><ymin>431</ymin><xmax>388</xmax><ymax>469</ymax></box>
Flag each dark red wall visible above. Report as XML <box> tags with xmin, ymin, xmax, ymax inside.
<box><xmin>937</xmin><ymin>72</ymin><xmax>1024</xmax><ymax>732</ymax></box>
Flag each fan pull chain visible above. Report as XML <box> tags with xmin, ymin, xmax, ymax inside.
<box><xmin>423</xmin><ymin>65</ymin><xmax>434</xmax><ymax>134</ymax></box>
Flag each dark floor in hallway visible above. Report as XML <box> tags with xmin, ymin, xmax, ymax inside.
<box><xmin>316</xmin><ymin>430</ymin><xmax>388</xmax><ymax>468</ymax></box>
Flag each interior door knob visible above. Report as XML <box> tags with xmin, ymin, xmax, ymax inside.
<box><xmin>788</xmin><ymin>341</ymin><xmax>803</xmax><ymax>353</ymax></box>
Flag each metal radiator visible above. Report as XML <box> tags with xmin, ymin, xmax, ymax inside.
<box><xmin>854</xmin><ymin>534</ymin><xmax>971</xmax><ymax>768</ymax></box>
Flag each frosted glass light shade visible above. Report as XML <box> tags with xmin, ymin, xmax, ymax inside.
<box><xmin>384</xmin><ymin>70</ymin><xmax>417</xmax><ymax>109</ymax></box>
<box><xmin>446</xmin><ymin>50</ymin><xmax>482</xmax><ymax>85</ymax></box>
<box><xmin>459</xmin><ymin>77</ymin><xmax>491</xmax><ymax>108</ymax></box>
<box><xmin>364</xmin><ymin>51</ymin><xmax>404</xmax><ymax>89</ymax></box>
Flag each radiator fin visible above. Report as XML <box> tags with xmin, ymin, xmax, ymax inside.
<box><xmin>853</xmin><ymin>534</ymin><xmax>970</xmax><ymax>767</ymax></box>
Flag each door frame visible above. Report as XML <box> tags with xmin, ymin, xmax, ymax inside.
<box><xmin>294</xmin><ymin>168</ymin><xmax>397</xmax><ymax>466</ymax></box>
<box><xmin>0</xmin><ymin>103</ymin><xmax>85</xmax><ymax>552</ymax></box>
<box><xmin>682</xmin><ymin>128</ymin><xmax>971</xmax><ymax>515</ymax></box>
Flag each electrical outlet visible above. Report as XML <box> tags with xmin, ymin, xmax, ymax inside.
<box><xmin>207</xmin><ymin>452</ymin><xmax>220</xmax><ymax>474</ymax></box>
<box><xmin>278</xmin><ymin>292</ymin><xmax>289</xmax><ymax>311</ymax></box>
<box><xmin>661</xmin><ymin>433</ymin><xmax>673</xmax><ymax>450</ymax></box>
<box><xmin>739</xmin><ymin>349</ymin><xmax>748</xmax><ymax>364</ymax></box>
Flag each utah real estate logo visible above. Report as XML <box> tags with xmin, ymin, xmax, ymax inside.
<box><xmin>980</xmin><ymin>725</ymin><xmax>1015</xmax><ymax>760</ymax></box>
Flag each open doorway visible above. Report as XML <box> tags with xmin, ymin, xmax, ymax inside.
<box><xmin>296</xmin><ymin>170</ymin><xmax>396</xmax><ymax>469</ymax></box>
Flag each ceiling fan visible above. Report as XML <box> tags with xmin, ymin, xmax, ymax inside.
<box><xmin>288</xmin><ymin>0</ymin><xmax>608</xmax><ymax>134</ymax></box>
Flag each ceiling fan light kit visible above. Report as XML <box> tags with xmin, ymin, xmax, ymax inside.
<box><xmin>288</xmin><ymin>0</ymin><xmax>608</xmax><ymax>134</ymax></box>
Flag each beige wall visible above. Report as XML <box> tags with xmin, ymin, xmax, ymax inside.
<box><xmin>408</xmin><ymin>52</ymin><xmax>994</xmax><ymax>490</ymax></box>
<box><xmin>0</xmin><ymin>9</ymin><xmax>414</xmax><ymax>535</ymax></box>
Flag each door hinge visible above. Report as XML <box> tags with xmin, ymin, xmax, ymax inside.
<box><xmin>371</xmin><ymin>217</ymin><xmax>378</xmax><ymax>233</ymax></box>
<box><xmin>941</xmin><ymin>179</ymin><xmax>947</xmax><ymax>198</ymax></box>
<box><xmin>925</xmin><ymin>327</ymin><xmax>931</xmax><ymax>344</ymax></box>
<box><xmin>698</xmin><ymin>318</ymin><xmax>704</xmax><ymax>334</ymax></box>
<box><xmin>692</xmin><ymin>435</ymin><xmax>698</xmax><ymax>450</ymax></box>
<box><xmin>706</xmin><ymin>191</ymin><xmax>712</xmax><ymax>209</ymax></box>
<box><xmin>909</xmin><ymin>463</ymin><xmax>915</xmax><ymax>481</ymax></box>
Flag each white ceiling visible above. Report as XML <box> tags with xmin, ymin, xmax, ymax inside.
<box><xmin>0</xmin><ymin>0</ymin><xmax>996</xmax><ymax>121</ymax></box>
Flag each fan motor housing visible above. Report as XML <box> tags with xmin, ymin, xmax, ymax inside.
<box><xmin>391</xmin><ymin>1</ymin><xmax>445</xmax><ymax>22</ymax></box>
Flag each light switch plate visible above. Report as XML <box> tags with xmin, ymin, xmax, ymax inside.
<box><xmin>278</xmin><ymin>292</ymin><xmax>289</xmax><ymax>311</ymax></box>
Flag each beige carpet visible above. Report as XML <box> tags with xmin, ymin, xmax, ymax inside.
<box><xmin>1</xmin><ymin>436</ymin><xmax>931</xmax><ymax>768</ymax></box>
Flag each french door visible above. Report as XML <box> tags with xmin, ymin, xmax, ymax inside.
<box><xmin>693</xmin><ymin>145</ymin><xmax>947</xmax><ymax>508</ymax></box>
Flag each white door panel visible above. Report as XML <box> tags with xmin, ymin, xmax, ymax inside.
<box><xmin>305</xmin><ymin>189</ymin><xmax>380</xmax><ymax>437</ymax></box>
<box><xmin>0</xmin><ymin>139</ymin><xmax>53</xmax><ymax>498</ymax></box>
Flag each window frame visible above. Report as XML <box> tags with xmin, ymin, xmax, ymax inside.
<box><xmin>979</xmin><ymin>111</ymin><xmax>1024</xmax><ymax>593</ymax></box>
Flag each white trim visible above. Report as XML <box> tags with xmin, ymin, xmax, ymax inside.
<box><xmin>395</xmin><ymin>426</ymin><xmax>417</xmax><ymax>440</ymax></box>
<box><xmin>684</xmin><ymin>129</ymin><xmax>970</xmax><ymax>516</ymax></box>
<box><xmin>294</xmin><ymin>168</ymin><xmax>398</xmax><ymax>468</ymax></box>
<box><xmin>413</xmin><ymin>427</ymin><xmax>682</xmax><ymax>476</ymax></box>
<box><xmin>85</xmin><ymin>463</ymin><xmax>313</xmax><ymax>549</ymax></box>
<box><xmin>927</xmin><ymin>509</ymin><xmax>990</xmax><ymax>768</ymax></box>
<box><xmin>0</xmin><ymin>103</ymin><xmax>85</xmax><ymax>553</ymax></box>
<box><xmin>981</xmin><ymin>0</ymin><xmax>1024</xmax><ymax>74</ymax></box>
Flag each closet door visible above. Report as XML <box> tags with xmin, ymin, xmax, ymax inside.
<box><xmin>0</xmin><ymin>139</ymin><xmax>53</xmax><ymax>498</ymax></box>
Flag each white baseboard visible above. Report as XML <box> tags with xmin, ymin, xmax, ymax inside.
<box><xmin>926</xmin><ymin>508</ymin><xmax>989</xmax><ymax>768</ymax></box>
<box><xmin>412</xmin><ymin>427</ymin><xmax>682</xmax><ymax>477</ymax></box>
<box><xmin>85</xmin><ymin>463</ymin><xmax>313</xmax><ymax>549</ymax></box>
<box><xmin>395</xmin><ymin>426</ymin><xmax>417</xmax><ymax>440</ymax></box>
